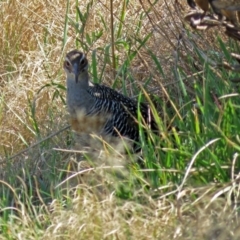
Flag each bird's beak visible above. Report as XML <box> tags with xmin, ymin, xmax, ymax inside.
<box><xmin>75</xmin><ymin>74</ymin><xmax>78</xmax><ymax>83</ymax></box>
<box><xmin>73</xmin><ymin>63</ymin><xmax>79</xmax><ymax>83</ymax></box>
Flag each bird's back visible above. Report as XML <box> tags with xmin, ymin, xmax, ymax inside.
<box><xmin>86</xmin><ymin>82</ymin><xmax>156</xmax><ymax>142</ymax></box>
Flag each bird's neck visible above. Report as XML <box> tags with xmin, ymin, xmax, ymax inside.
<box><xmin>76</xmin><ymin>70</ymin><xmax>90</xmax><ymax>89</ymax></box>
<box><xmin>67</xmin><ymin>70</ymin><xmax>90</xmax><ymax>90</ymax></box>
<box><xmin>66</xmin><ymin>70</ymin><xmax>92</xmax><ymax>114</ymax></box>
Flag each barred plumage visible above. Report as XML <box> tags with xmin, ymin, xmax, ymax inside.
<box><xmin>186</xmin><ymin>0</ymin><xmax>240</xmax><ymax>27</ymax></box>
<box><xmin>64</xmin><ymin>49</ymin><xmax>157</xmax><ymax>148</ymax></box>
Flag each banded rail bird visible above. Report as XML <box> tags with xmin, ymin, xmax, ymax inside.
<box><xmin>63</xmin><ymin>50</ymin><xmax>157</xmax><ymax>151</ymax></box>
<box><xmin>187</xmin><ymin>0</ymin><xmax>240</xmax><ymax>26</ymax></box>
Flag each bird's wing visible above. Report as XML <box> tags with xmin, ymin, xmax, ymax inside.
<box><xmin>87</xmin><ymin>83</ymin><xmax>157</xmax><ymax>130</ymax></box>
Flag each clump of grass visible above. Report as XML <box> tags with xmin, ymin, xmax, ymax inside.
<box><xmin>1</xmin><ymin>175</ymin><xmax>240</xmax><ymax>239</ymax></box>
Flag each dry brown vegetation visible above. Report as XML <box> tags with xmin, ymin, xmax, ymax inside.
<box><xmin>1</xmin><ymin>0</ymin><xmax>240</xmax><ymax>239</ymax></box>
<box><xmin>0</xmin><ymin>0</ymin><xmax>232</xmax><ymax>155</ymax></box>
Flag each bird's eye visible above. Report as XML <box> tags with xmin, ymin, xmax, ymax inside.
<box><xmin>79</xmin><ymin>58</ymin><xmax>85</xmax><ymax>66</ymax></box>
<box><xmin>64</xmin><ymin>61</ymin><xmax>70</xmax><ymax>68</ymax></box>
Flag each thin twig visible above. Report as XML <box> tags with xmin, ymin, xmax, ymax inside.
<box><xmin>110</xmin><ymin>0</ymin><xmax>116</xmax><ymax>79</ymax></box>
<box><xmin>0</xmin><ymin>125</ymin><xmax>70</xmax><ymax>163</ymax></box>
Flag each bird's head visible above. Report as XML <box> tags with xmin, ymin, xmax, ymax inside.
<box><xmin>64</xmin><ymin>50</ymin><xmax>88</xmax><ymax>83</ymax></box>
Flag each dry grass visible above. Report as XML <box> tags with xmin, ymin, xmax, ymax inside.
<box><xmin>3</xmin><ymin>178</ymin><xmax>240</xmax><ymax>239</ymax></box>
<box><xmin>0</xmin><ymin>0</ymin><xmax>229</xmax><ymax>155</ymax></box>
<box><xmin>0</xmin><ymin>0</ymin><xmax>67</xmax><ymax>155</ymax></box>
<box><xmin>0</xmin><ymin>0</ymin><xmax>240</xmax><ymax>239</ymax></box>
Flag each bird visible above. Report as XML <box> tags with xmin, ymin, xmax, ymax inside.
<box><xmin>63</xmin><ymin>49</ymin><xmax>157</xmax><ymax>151</ymax></box>
<box><xmin>187</xmin><ymin>0</ymin><xmax>240</xmax><ymax>26</ymax></box>
<box><xmin>209</xmin><ymin>0</ymin><xmax>240</xmax><ymax>26</ymax></box>
<box><xmin>186</xmin><ymin>0</ymin><xmax>240</xmax><ymax>34</ymax></box>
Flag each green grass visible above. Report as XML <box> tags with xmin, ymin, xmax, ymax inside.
<box><xmin>0</xmin><ymin>0</ymin><xmax>240</xmax><ymax>239</ymax></box>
